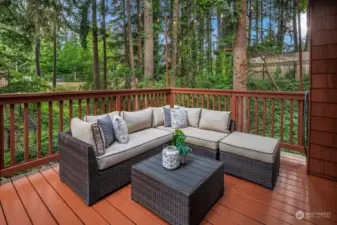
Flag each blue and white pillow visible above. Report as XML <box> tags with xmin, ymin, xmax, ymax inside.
<box><xmin>97</xmin><ymin>115</ymin><xmax>115</xmax><ymax>148</ymax></box>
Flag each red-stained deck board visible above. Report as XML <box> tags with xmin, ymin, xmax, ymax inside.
<box><xmin>93</xmin><ymin>200</ymin><xmax>134</xmax><ymax>225</ymax></box>
<box><xmin>11</xmin><ymin>175</ymin><xmax>57</xmax><ymax>225</ymax></box>
<box><xmin>225</xmin><ymin>175</ymin><xmax>337</xmax><ymax>224</ymax></box>
<box><xmin>0</xmin><ymin>203</ymin><xmax>6</xmax><ymax>225</ymax></box>
<box><xmin>224</xmin><ymin>181</ymin><xmax>335</xmax><ymax>225</ymax></box>
<box><xmin>106</xmin><ymin>192</ymin><xmax>160</xmax><ymax>225</ymax></box>
<box><xmin>1</xmin><ymin>154</ymin><xmax>337</xmax><ymax>225</ymax></box>
<box><xmin>205</xmin><ymin>209</ymin><xmax>238</xmax><ymax>225</ymax></box>
<box><xmin>0</xmin><ymin>181</ymin><xmax>31</xmax><ymax>225</ymax></box>
<box><xmin>210</xmin><ymin>203</ymin><xmax>262</xmax><ymax>225</ymax></box>
<box><xmin>26</xmin><ymin>171</ymin><xmax>83</xmax><ymax>225</ymax></box>
<box><xmin>118</xmin><ymin>186</ymin><xmax>170</xmax><ymax>225</ymax></box>
<box><xmin>39</xmin><ymin>167</ymin><xmax>109</xmax><ymax>225</ymax></box>
<box><xmin>218</xmin><ymin>194</ymin><xmax>286</xmax><ymax>225</ymax></box>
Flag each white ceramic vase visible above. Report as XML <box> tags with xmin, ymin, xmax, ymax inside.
<box><xmin>162</xmin><ymin>146</ymin><xmax>180</xmax><ymax>170</ymax></box>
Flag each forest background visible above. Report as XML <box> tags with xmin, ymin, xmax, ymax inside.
<box><xmin>0</xmin><ymin>0</ymin><xmax>309</xmax><ymax>167</ymax></box>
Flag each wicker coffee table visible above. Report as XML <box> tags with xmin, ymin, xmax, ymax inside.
<box><xmin>131</xmin><ymin>153</ymin><xmax>224</xmax><ymax>225</ymax></box>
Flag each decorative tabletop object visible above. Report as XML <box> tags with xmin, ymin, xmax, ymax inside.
<box><xmin>172</xmin><ymin>129</ymin><xmax>192</xmax><ymax>164</ymax></box>
<box><xmin>162</xmin><ymin>145</ymin><xmax>180</xmax><ymax>170</ymax></box>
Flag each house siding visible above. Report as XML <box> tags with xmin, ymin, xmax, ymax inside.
<box><xmin>309</xmin><ymin>0</ymin><xmax>337</xmax><ymax>180</ymax></box>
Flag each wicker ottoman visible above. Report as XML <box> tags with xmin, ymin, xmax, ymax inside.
<box><xmin>219</xmin><ymin>132</ymin><xmax>280</xmax><ymax>189</ymax></box>
<box><xmin>131</xmin><ymin>153</ymin><xmax>224</xmax><ymax>225</ymax></box>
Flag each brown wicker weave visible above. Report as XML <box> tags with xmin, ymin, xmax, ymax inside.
<box><xmin>219</xmin><ymin>145</ymin><xmax>280</xmax><ymax>189</ymax></box>
<box><xmin>186</xmin><ymin>143</ymin><xmax>218</xmax><ymax>159</ymax></box>
<box><xmin>59</xmin><ymin>131</ymin><xmax>168</xmax><ymax>205</ymax></box>
<box><xmin>131</xmin><ymin>153</ymin><xmax>224</xmax><ymax>225</ymax></box>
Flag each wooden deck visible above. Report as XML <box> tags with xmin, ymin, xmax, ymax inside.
<box><xmin>0</xmin><ymin>152</ymin><xmax>336</xmax><ymax>225</ymax></box>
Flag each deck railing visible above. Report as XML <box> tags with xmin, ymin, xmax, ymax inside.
<box><xmin>0</xmin><ymin>88</ymin><xmax>305</xmax><ymax>176</ymax></box>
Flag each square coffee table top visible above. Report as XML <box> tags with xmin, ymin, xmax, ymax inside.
<box><xmin>132</xmin><ymin>153</ymin><xmax>223</xmax><ymax>195</ymax></box>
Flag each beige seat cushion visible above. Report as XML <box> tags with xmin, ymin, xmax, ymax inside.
<box><xmin>156</xmin><ymin>126</ymin><xmax>175</xmax><ymax>133</ymax></box>
<box><xmin>199</xmin><ymin>109</ymin><xmax>231</xmax><ymax>133</ymax></box>
<box><xmin>180</xmin><ymin>127</ymin><xmax>229</xmax><ymax>150</ymax></box>
<box><xmin>219</xmin><ymin>132</ymin><xmax>280</xmax><ymax>164</ymax></box>
<box><xmin>96</xmin><ymin>128</ymin><xmax>172</xmax><ymax>170</ymax></box>
<box><xmin>84</xmin><ymin>111</ymin><xmax>119</xmax><ymax>122</ymax></box>
<box><xmin>122</xmin><ymin>108</ymin><xmax>152</xmax><ymax>133</ymax></box>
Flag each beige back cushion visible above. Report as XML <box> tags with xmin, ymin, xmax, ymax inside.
<box><xmin>174</xmin><ymin>106</ymin><xmax>201</xmax><ymax>128</ymax></box>
<box><xmin>152</xmin><ymin>107</ymin><xmax>164</xmax><ymax>127</ymax></box>
<box><xmin>84</xmin><ymin>111</ymin><xmax>119</xmax><ymax>123</ymax></box>
<box><xmin>122</xmin><ymin>108</ymin><xmax>152</xmax><ymax>133</ymax></box>
<box><xmin>151</xmin><ymin>105</ymin><xmax>170</xmax><ymax>127</ymax></box>
<box><xmin>71</xmin><ymin>118</ymin><xmax>94</xmax><ymax>145</ymax></box>
<box><xmin>185</xmin><ymin>108</ymin><xmax>201</xmax><ymax>127</ymax></box>
<box><xmin>199</xmin><ymin>109</ymin><xmax>231</xmax><ymax>133</ymax></box>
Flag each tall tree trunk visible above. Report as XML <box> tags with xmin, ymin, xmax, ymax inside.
<box><xmin>153</xmin><ymin>0</ymin><xmax>160</xmax><ymax>81</ymax></box>
<box><xmin>137</xmin><ymin>0</ymin><xmax>143</xmax><ymax>68</ymax></box>
<box><xmin>171</xmin><ymin>0</ymin><xmax>179</xmax><ymax>87</ymax></box>
<box><xmin>144</xmin><ymin>0</ymin><xmax>153</xmax><ymax>87</ymax></box>
<box><xmin>234</xmin><ymin>0</ymin><xmax>247</xmax><ymax>131</ymax></box>
<box><xmin>292</xmin><ymin>0</ymin><xmax>298</xmax><ymax>51</ymax></box>
<box><xmin>53</xmin><ymin>25</ymin><xmax>57</xmax><ymax>89</ymax></box>
<box><xmin>123</xmin><ymin>0</ymin><xmax>130</xmax><ymax>89</ymax></box>
<box><xmin>260</xmin><ymin>0</ymin><xmax>263</xmax><ymax>41</ymax></box>
<box><xmin>277</xmin><ymin>0</ymin><xmax>285</xmax><ymax>50</ymax></box>
<box><xmin>255</xmin><ymin>0</ymin><xmax>259</xmax><ymax>45</ymax></box>
<box><xmin>207</xmin><ymin>9</ymin><xmax>212</xmax><ymax>73</ymax></box>
<box><xmin>35</xmin><ymin>0</ymin><xmax>41</xmax><ymax>77</ymax></box>
<box><xmin>304</xmin><ymin>5</ymin><xmax>309</xmax><ymax>51</ymax></box>
<box><xmin>191</xmin><ymin>0</ymin><xmax>197</xmax><ymax>86</ymax></box>
<box><xmin>199</xmin><ymin>13</ymin><xmax>205</xmax><ymax>73</ymax></box>
<box><xmin>248</xmin><ymin>0</ymin><xmax>252</xmax><ymax>46</ymax></box>
<box><xmin>127</xmin><ymin>0</ymin><xmax>136</xmax><ymax>89</ymax></box>
<box><xmin>269</xmin><ymin>0</ymin><xmax>272</xmax><ymax>36</ymax></box>
<box><xmin>216</xmin><ymin>10</ymin><xmax>222</xmax><ymax>74</ymax></box>
<box><xmin>92</xmin><ymin>0</ymin><xmax>100</xmax><ymax>90</ymax></box>
<box><xmin>234</xmin><ymin>0</ymin><xmax>247</xmax><ymax>90</ymax></box>
<box><xmin>101</xmin><ymin>0</ymin><xmax>107</xmax><ymax>89</ymax></box>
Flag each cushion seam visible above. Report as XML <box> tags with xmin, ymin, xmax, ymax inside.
<box><xmin>219</xmin><ymin>141</ymin><xmax>279</xmax><ymax>155</ymax></box>
<box><xmin>97</xmin><ymin>133</ymin><xmax>172</xmax><ymax>159</ymax></box>
<box><xmin>186</xmin><ymin>135</ymin><xmax>226</xmax><ymax>143</ymax></box>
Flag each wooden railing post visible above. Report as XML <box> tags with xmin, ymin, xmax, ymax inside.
<box><xmin>0</xmin><ymin>105</ymin><xmax>4</xmax><ymax>174</ymax></box>
<box><xmin>167</xmin><ymin>91</ymin><xmax>173</xmax><ymax>108</ymax></box>
<box><xmin>115</xmin><ymin>95</ymin><xmax>121</xmax><ymax>111</ymax></box>
<box><xmin>230</xmin><ymin>94</ymin><xmax>237</xmax><ymax>122</ymax></box>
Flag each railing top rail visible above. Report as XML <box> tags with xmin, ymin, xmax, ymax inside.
<box><xmin>0</xmin><ymin>88</ymin><xmax>171</xmax><ymax>105</ymax></box>
<box><xmin>0</xmin><ymin>87</ymin><xmax>306</xmax><ymax>105</ymax></box>
<box><xmin>171</xmin><ymin>88</ymin><xmax>305</xmax><ymax>100</ymax></box>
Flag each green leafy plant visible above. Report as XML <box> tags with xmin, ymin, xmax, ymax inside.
<box><xmin>172</xmin><ymin>129</ymin><xmax>191</xmax><ymax>156</ymax></box>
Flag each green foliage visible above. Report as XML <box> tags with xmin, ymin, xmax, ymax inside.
<box><xmin>172</xmin><ymin>129</ymin><xmax>191</xmax><ymax>156</ymax></box>
<box><xmin>0</xmin><ymin>70</ymin><xmax>51</xmax><ymax>93</ymax></box>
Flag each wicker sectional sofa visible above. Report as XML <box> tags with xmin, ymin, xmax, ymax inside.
<box><xmin>59</xmin><ymin>106</ymin><xmax>280</xmax><ymax>205</ymax></box>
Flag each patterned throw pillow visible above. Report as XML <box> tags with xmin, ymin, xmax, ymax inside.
<box><xmin>91</xmin><ymin>123</ymin><xmax>105</xmax><ymax>156</ymax></box>
<box><xmin>97</xmin><ymin>115</ymin><xmax>115</xmax><ymax>148</ymax></box>
<box><xmin>163</xmin><ymin>107</ymin><xmax>171</xmax><ymax>127</ymax></box>
<box><xmin>112</xmin><ymin>115</ymin><xmax>129</xmax><ymax>144</ymax></box>
<box><xmin>171</xmin><ymin>108</ymin><xmax>187</xmax><ymax>129</ymax></box>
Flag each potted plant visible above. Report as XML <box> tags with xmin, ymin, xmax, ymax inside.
<box><xmin>172</xmin><ymin>129</ymin><xmax>192</xmax><ymax>164</ymax></box>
